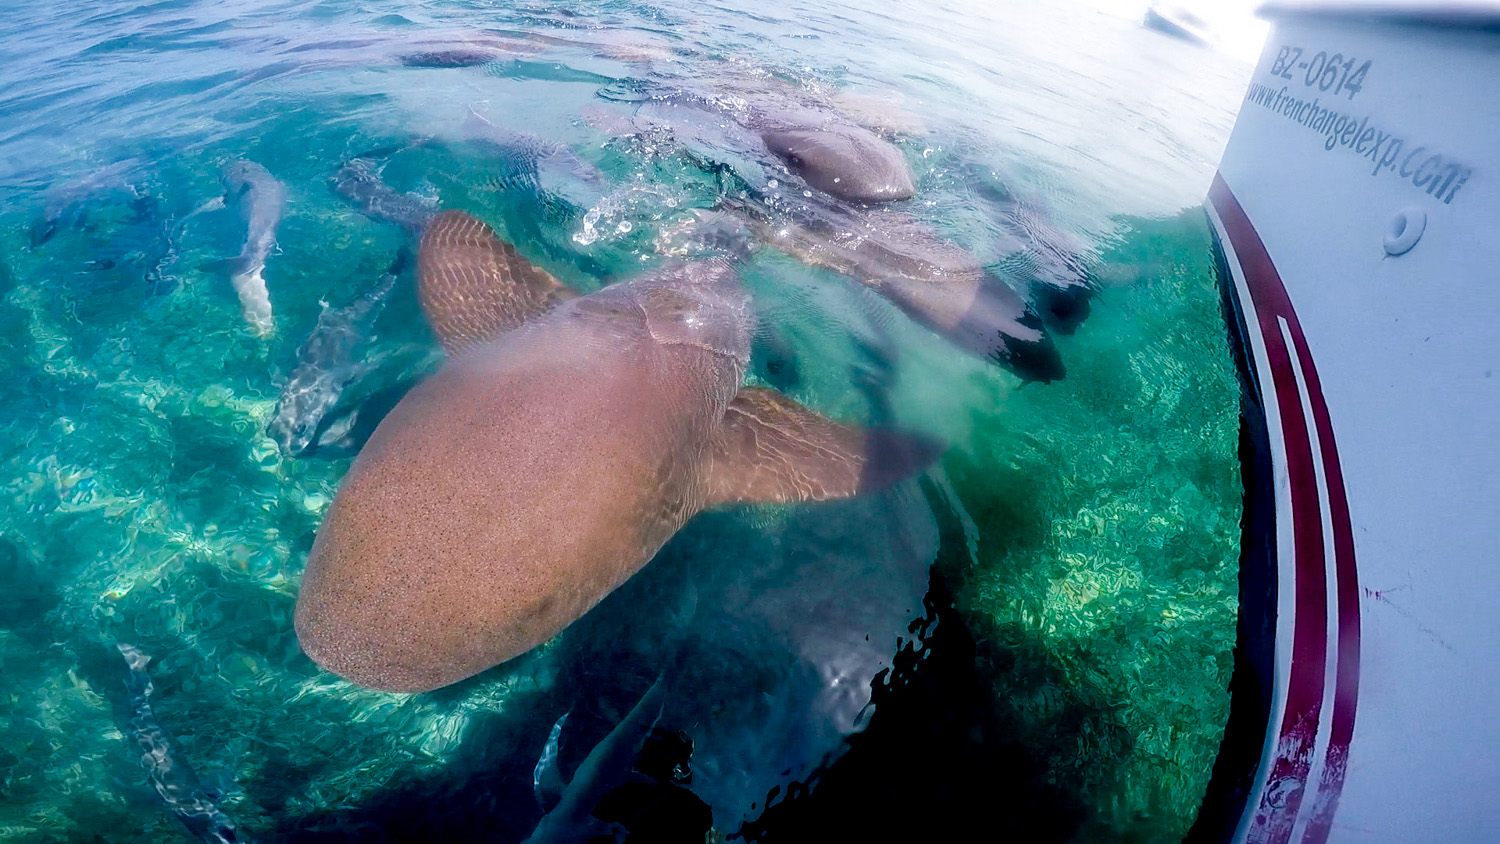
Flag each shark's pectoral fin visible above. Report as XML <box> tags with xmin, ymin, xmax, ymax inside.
<box><xmin>417</xmin><ymin>210</ymin><xmax>579</xmax><ymax>354</ymax></box>
<box><xmin>702</xmin><ymin>387</ymin><xmax>943</xmax><ymax>506</ymax></box>
<box><xmin>533</xmin><ymin>711</ymin><xmax>569</xmax><ymax>812</ymax></box>
<box><xmin>524</xmin><ymin>677</ymin><xmax>667</xmax><ymax>843</ymax></box>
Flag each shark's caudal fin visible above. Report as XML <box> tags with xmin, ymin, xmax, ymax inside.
<box><xmin>230</xmin><ymin>267</ymin><xmax>275</xmax><ymax>337</ymax></box>
<box><xmin>701</xmin><ymin>387</ymin><xmax>943</xmax><ymax>506</ymax></box>
<box><xmin>416</xmin><ymin>211</ymin><xmax>579</xmax><ymax>354</ymax></box>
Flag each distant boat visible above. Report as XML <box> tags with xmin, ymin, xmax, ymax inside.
<box><xmin>1144</xmin><ymin>3</ymin><xmax>1214</xmax><ymax>45</ymax></box>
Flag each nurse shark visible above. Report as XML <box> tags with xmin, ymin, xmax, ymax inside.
<box><xmin>294</xmin><ymin>210</ymin><xmax>940</xmax><ymax>692</ymax></box>
<box><xmin>218</xmin><ymin>160</ymin><xmax>286</xmax><ymax>336</ymax></box>
<box><xmin>587</xmin><ymin>88</ymin><xmax>1065</xmax><ymax>381</ymax></box>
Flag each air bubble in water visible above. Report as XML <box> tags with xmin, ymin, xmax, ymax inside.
<box><xmin>617</xmin><ymin>220</ymin><xmax>634</xmax><ymax>234</ymax></box>
<box><xmin>574</xmin><ymin>207</ymin><xmax>603</xmax><ymax>245</ymax></box>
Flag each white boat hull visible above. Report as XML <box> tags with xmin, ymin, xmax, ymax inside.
<box><xmin>1198</xmin><ymin>6</ymin><xmax>1498</xmax><ymax>843</ymax></box>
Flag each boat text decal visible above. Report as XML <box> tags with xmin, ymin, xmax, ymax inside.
<box><xmin>1243</xmin><ymin>57</ymin><xmax>1472</xmax><ymax>206</ymax></box>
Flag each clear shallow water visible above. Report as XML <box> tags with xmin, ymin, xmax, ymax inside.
<box><xmin>0</xmin><ymin>1</ymin><xmax>1252</xmax><ymax>841</ymax></box>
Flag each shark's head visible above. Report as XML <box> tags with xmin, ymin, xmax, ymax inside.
<box><xmin>760</xmin><ymin>125</ymin><xmax>916</xmax><ymax>203</ymax></box>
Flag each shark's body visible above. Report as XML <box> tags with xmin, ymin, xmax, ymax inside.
<box><xmin>294</xmin><ymin>211</ymin><xmax>938</xmax><ymax>692</ymax></box>
<box><xmin>330</xmin><ymin>159</ymin><xmax>439</xmax><ymax>234</ymax></box>
<box><xmin>220</xmin><ymin>160</ymin><xmax>286</xmax><ymax>335</ymax></box>
<box><xmin>269</xmin><ymin>251</ymin><xmax>408</xmax><ymax>455</ymax></box>
<box><xmin>116</xmin><ymin>643</ymin><xmax>243</xmax><ymax>844</ymax></box>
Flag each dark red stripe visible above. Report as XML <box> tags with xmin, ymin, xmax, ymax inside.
<box><xmin>1292</xmin><ymin>302</ymin><xmax>1362</xmax><ymax>844</ymax></box>
<box><xmin>1209</xmin><ymin>174</ymin><xmax>1334</xmax><ymax>844</ymax></box>
<box><xmin>1212</xmin><ymin>173</ymin><xmax>1362</xmax><ymax>843</ymax></box>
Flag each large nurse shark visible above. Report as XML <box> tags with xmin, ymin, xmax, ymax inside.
<box><xmin>294</xmin><ymin>210</ymin><xmax>941</xmax><ymax>692</ymax></box>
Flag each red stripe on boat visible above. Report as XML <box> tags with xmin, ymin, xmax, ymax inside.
<box><xmin>1209</xmin><ymin>173</ymin><xmax>1360</xmax><ymax>844</ymax></box>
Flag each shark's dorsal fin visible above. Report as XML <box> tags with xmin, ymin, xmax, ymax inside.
<box><xmin>701</xmin><ymin>387</ymin><xmax>943</xmax><ymax>506</ymax></box>
<box><xmin>416</xmin><ymin>210</ymin><xmax>578</xmax><ymax>355</ymax></box>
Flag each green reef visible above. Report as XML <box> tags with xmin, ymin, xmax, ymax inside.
<box><xmin>940</xmin><ymin>209</ymin><xmax>1241</xmax><ymax>843</ymax></box>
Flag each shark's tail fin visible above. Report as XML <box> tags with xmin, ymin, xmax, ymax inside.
<box><xmin>230</xmin><ymin>267</ymin><xmax>275</xmax><ymax>337</ymax></box>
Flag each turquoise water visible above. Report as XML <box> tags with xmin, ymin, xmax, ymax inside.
<box><xmin>0</xmin><ymin>1</ymin><xmax>1253</xmax><ymax>841</ymax></box>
